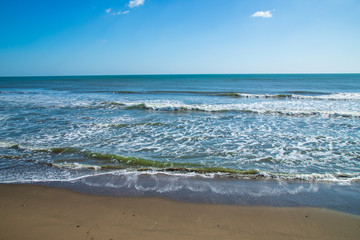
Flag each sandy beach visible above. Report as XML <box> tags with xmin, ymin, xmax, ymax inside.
<box><xmin>0</xmin><ymin>184</ymin><xmax>359</xmax><ymax>240</ymax></box>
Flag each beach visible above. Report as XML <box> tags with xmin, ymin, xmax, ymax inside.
<box><xmin>1</xmin><ymin>0</ymin><xmax>360</xmax><ymax>237</ymax></box>
<box><xmin>1</xmin><ymin>75</ymin><xmax>360</xmax><ymax>238</ymax></box>
<box><xmin>0</xmin><ymin>184</ymin><xmax>359</xmax><ymax>240</ymax></box>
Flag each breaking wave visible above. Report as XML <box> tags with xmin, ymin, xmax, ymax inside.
<box><xmin>1</xmin><ymin>143</ymin><xmax>359</xmax><ymax>184</ymax></box>
<box><xmin>100</xmin><ymin>101</ymin><xmax>360</xmax><ymax>118</ymax></box>
<box><xmin>219</xmin><ymin>92</ymin><xmax>360</xmax><ymax>101</ymax></box>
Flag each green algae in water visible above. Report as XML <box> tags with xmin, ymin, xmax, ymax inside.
<box><xmin>274</xmin><ymin>94</ymin><xmax>292</xmax><ymax>98</ymax></box>
<box><xmin>53</xmin><ymin>149</ymin><xmax>258</xmax><ymax>175</ymax></box>
<box><xmin>125</xmin><ymin>103</ymin><xmax>147</xmax><ymax>110</ymax></box>
<box><xmin>0</xmin><ymin>154</ymin><xmax>23</xmax><ymax>159</ymax></box>
<box><xmin>33</xmin><ymin>147</ymin><xmax>81</xmax><ymax>154</ymax></box>
<box><xmin>217</xmin><ymin>93</ymin><xmax>241</xmax><ymax>97</ymax></box>
<box><xmin>84</xmin><ymin>152</ymin><xmax>201</xmax><ymax>168</ymax></box>
<box><xmin>50</xmin><ymin>148</ymin><xmax>80</xmax><ymax>154</ymax></box>
<box><xmin>109</xmin><ymin>123</ymin><xmax>129</xmax><ymax>128</ymax></box>
<box><xmin>259</xmin><ymin>157</ymin><xmax>275</xmax><ymax>163</ymax></box>
<box><xmin>1</xmin><ymin>143</ymin><xmax>259</xmax><ymax>176</ymax></box>
<box><xmin>101</xmin><ymin>101</ymin><xmax>126</xmax><ymax>106</ymax></box>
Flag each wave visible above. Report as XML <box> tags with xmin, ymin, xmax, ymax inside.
<box><xmin>92</xmin><ymin>90</ymin><xmax>360</xmax><ymax>101</ymax></box>
<box><xmin>6</xmin><ymin>100</ymin><xmax>359</xmax><ymax>119</ymax></box>
<box><xmin>0</xmin><ymin>141</ymin><xmax>19</xmax><ymax>148</ymax></box>
<box><xmin>100</xmin><ymin>101</ymin><xmax>360</xmax><ymax>118</ymax></box>
<box><xmin>219</xmin><ymin>92</ymin><xmax>360</xmax><ymax>101</ymax></box>
<box><xmin>287</xmin><ymin>91</ymin><xmax>330</xmax><ymax>95</ymax></box>
<box><xmin>1</xmin><ymin>143</ymin><xmax>359</xmax><ymax>184</ymax></box>
<box><xmin>1</xmin><ymin>144</ymin><xmax>258</xmax><ymax>175</ymax></box>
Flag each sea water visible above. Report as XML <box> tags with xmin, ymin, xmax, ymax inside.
<box><xmin>1</xmin><ymin>74</ymin><xmax>359</xmax><ymax>213</ymax></box>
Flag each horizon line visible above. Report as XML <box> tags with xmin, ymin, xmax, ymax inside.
<box><xmin>1</xmin><ymin>73</ymin><xmax>360</xmax><ymax>78</ymax></box>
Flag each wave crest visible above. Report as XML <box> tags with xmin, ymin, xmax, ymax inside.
<box><xmin>220</xmin><ymin>92</ymin><xmax>360</xmax><ymax>101</ymax></box>
<box><xmin>100</xmin><ymin>101</ymin><xmax>360</xmax><ymax>118</ymax></box>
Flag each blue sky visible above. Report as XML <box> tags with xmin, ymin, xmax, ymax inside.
<box><xmin>0</xmin><ymin>0</ymin><xmax>359</xmax><ymax>76</ymax></box>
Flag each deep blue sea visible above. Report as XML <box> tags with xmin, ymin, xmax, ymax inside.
<box><xmin>1</xmin><ymin>74</ymin><xmax>360</xmax><ymax>213</ymax></box>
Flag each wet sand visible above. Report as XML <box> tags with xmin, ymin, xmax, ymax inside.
<box><xmin>0</xmin><ymin>184</ymin><xmax>359</xmax><ymax>240</ymax></box>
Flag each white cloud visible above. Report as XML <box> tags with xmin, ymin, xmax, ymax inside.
<box><xmin>113</xmin><ymin>10</ymin><xmax>129</xmax><ymax>15</ymax></box>
<box><xmin>128</xmin><ymin>0</ymin><xmax>145</xmax><ymax>8</ymax></box>
<box><xmin>105</xmin><ymin>9</ymin><xmax>130</xmax><ymax>15</ymax></box>
<box><xmin>105</xmin><ymin>0</ymin><xmax>144</xmax><ymax>16</ymax></box>
<box><xmin>251</xmin><ymin>10</ymin><xmax>273</xmax><ymax>18</ymax></box>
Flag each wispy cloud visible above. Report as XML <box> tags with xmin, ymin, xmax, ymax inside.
<box><xmin>128</xmin><ymin>0</ymin><xmax>145</xmax><ymax>8</ymax></box>
<box><xmin>113</xmin><ymin>10</ymin><xmax>130</xmax><ymax>15</ymax></box>
<box><xmin>251</xmin><ymin>10</ymin><xmax>273</xmax><ymax>18</ymax></box>
<box><xmin>105</xmin><ymin>8</ymin><xmax>130</xmax><ymax>15</ymax></box>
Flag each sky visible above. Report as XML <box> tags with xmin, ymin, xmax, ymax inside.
<box><xmin>0</xmin><ymin>0</ymin><xmax>359</xmax><ymax>76</ymax></box>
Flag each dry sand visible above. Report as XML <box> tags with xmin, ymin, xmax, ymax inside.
<box><xmin>0</xmin><ymin>184</ymin><xmax>359</xmax><ymax>240</ymax></box>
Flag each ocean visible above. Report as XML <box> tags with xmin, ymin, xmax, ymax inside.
<box><xmin>1</xmin><ymin>74</ymin><xmax>359</xmax><ymax>213</ymax></box>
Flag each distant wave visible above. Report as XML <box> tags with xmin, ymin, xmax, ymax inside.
<box><xmin>219</xmin><ymin>92</ymin><xmax>360</xmax><ymax>101</ymax></box>
<box><xmin>92</xmin><ymin>90</ymin><xmax>360</xmax><ymax>101</ymax></box>
<box><xmin>2</xmin><ymin>98</ymin><xmax>358</xmax><ymax>118</ymax></box>
<box><xmin>287</xmin><ymin>91</ymin><xmax>330</xmax><ymax>95</ymax></box>
<box><xmin>4</xmin><ymin>89</ymin><xmax>359</xmax><ymax>102</ymax></box>
<box><xmin>93</xmin><ymin>90</ymin><xmax>222</xmax><ymax>95</ymax></box>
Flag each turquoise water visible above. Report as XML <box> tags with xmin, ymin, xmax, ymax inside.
<box><xmin>0</xmin><ymin>74</ymin><xmax>360</xmax><ymax>206</ymax></box>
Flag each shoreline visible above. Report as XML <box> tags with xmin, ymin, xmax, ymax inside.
<box><xmin>1</xmin><ymin>184</ymin><xmax>359</xmax><ymax>240</ymax></box>
<box><xmin>15</xmin><ymin>174</ymin><xmax>359</xmax><ymax>215</ymax></box>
